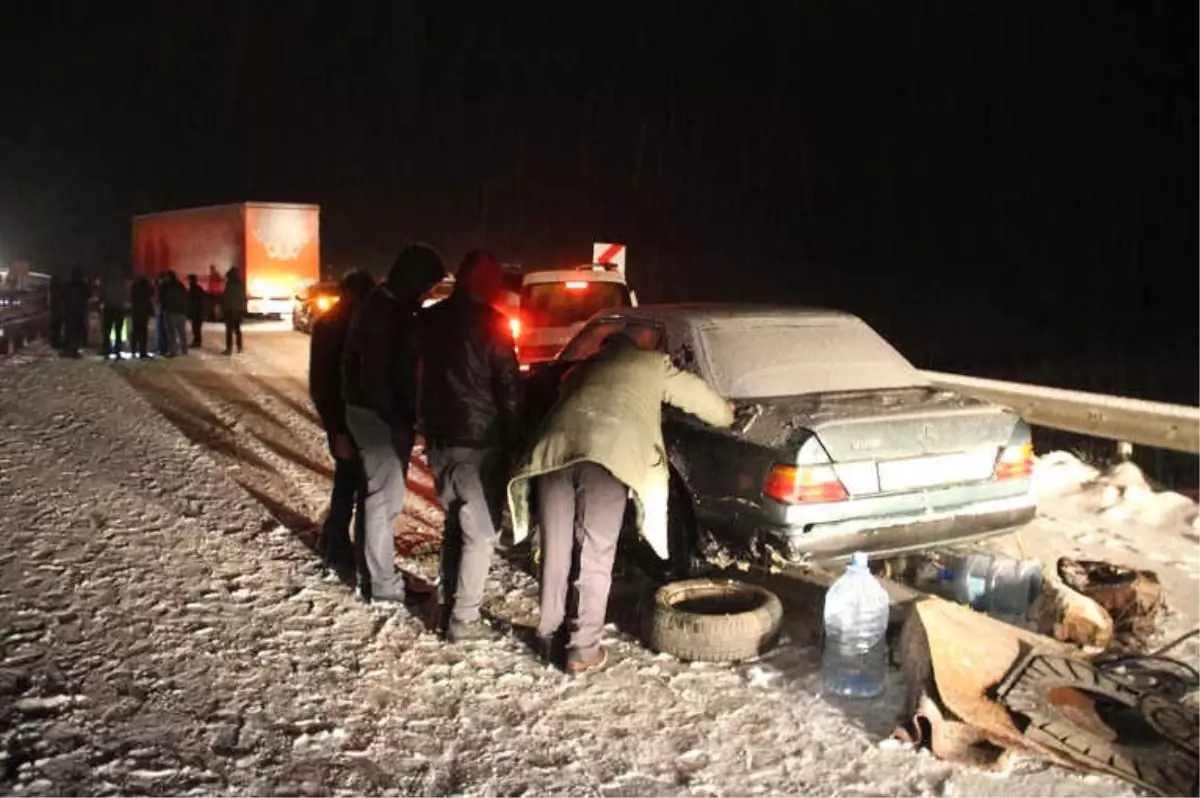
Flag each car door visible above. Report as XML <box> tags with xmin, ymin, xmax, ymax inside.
<box><xmin>659</xmin><ymin>323</ymin><xmax>746</xmax><ymax>539</ymax></box>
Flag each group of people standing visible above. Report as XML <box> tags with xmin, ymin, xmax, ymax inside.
<box><xmin>49</xmin><ymin>266</ymin><xmax>247</xmax><ymax>359</ymax></box>
<box><xmin>310</xmin><ymin>244</ymin><xmax>734</xmax><ymax>674</ymax></box>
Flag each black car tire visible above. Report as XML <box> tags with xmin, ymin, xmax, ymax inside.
<box><xmin>642</xmin><ymin>578</ymin><xmax>783</xmax><ymax>663</ymax></box>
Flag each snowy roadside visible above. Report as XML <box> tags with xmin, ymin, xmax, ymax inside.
<box><xmin>0</xmin><ymin>334</ymin><xmax>1145</xmax><ymax>797</ymax></box>
<box><xmin>982</xmin><ymin>451</ymin><xmax>1200</xmax><ymax>666</ymax></box>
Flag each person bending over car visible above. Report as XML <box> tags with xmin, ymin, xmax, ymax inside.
<box><xmin>507</xmin><ymin>331</ymin><xmax>735</xmax><ymax>674</ymax></box>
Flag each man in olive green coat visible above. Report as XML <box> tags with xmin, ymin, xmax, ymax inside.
<box><xmin>507</xmin><ymin>332</ymin><xmax>735</xmax><ymax>673</ymax></box>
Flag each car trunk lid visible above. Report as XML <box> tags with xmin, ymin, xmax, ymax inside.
<box><xmin>739</xmin><ymin>387</ymin><xmax>1020</xmax><ymax>493</ymax></box>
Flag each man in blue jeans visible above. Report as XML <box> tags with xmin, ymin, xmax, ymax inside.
<box><xmin>417</xmin><ymin>252</ymin><xmax>523</xmax><ymax>642</ymax></box>
<box><xmin>309</xmin><ymin>269</ymin><xmax>375</xmax><ymax>575</ymax></box>
<box><xmin>341</xmin><ymin>245</ymin><xmax>446</xmax><ymax>604</ymax></box>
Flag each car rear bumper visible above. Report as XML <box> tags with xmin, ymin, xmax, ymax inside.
<box><xmin>248</xmin><ymin>297</ymin><xmax>293</xmax><ymax>316</ymax></box>
<box><xmin>762</xmin><ymin>492</ymin><xmax>1037</xmax><ymax>564</ymax></box>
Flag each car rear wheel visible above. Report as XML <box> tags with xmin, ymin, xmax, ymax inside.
<box><xmin>642</xmin><ymin>578</ymin><xmax>783</xmax><ymax>663</ymax></box>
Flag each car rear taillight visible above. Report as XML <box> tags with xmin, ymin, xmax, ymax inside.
<box><xmin>763</xmin><ymin>464</ymin><xmax>849</xmax><ymax>504</ymax></box>
<box><xmin>994</xmin><ymin>443</ymin><xmax>1034</xmax><ymax>480</ymax></box>
<box><xmin>509</xmin><ymin>316</ymin><xmax>521</xmax><ymax>340</ymax></box>
<box><xmin>565</xmin><ymin>281</ymin><xmax>589</xmax><ymax>290</ymax></box>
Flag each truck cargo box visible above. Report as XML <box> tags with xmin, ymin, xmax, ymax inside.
<box><xmin>132</xmin><ymin>202</ymin><xmax>320</xmax><ymax>316</ymax></box>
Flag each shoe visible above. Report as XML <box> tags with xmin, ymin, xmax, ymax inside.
<box><xmin>446</xmin><ymin>619</ymin><xmax>502</xmax><ymax>644</ymax></box>
<box><xmin>371</xmin><ymin>586</ymin><xmax>432</xmax><ymax>609</ymax></box>
<box><xmin>534</xmin><ymin>632</ymin><xmax>567</xmax><ymax>667</ymax></box>
<box><xmin>221</xmin><ymin>349</ymin><xmax>232</xmax><ymax>356</ymax></box>
<box><xmin>566</xmin><ymin>646</ymin><xmax>607</xmax><ymax>675</ymax></box>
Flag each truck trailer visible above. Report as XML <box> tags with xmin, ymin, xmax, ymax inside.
<box><xmin>131</xmin><ymin>202</ymin><xmax>320</xmax><ymax>317</ymax></box>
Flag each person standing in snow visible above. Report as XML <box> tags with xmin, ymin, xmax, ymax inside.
<box><xmin>129</xmin><ymin>274</ymin><xmax>154</xmax><ymax>359</ymax></box>
<box><xmin>48</xmin><ymin>274</ymin><xmax>65</xmax><ymax>348</ymax></box>
<box><xmin>100</xmin><ymin>267</ymin><xmax>128</xmax><ymax>360</ymax></box>
<box><xmin>309</xmin><ymin>269</ymin><xmax>375</xmax><ymax>573</ymax></box>
<box><xmin>62</xmin><ymin>267</ymin><xmax>92</xmax><ymax>358</ymax></box>
<box><xmin>159</xmin><ymin>271</ymin><xmax>188</xmax><ymax>356</ymax></box>
<box><xmin>416</xmin><ymin>250</ymin><xmax>523</xmax><ymax>642</ymax></box>
<box><xmin>222</xmin><ymin>267</ymin><xmax>246</xmax><ymax>355</ymax></box>
<box><xmin>186</xmin><ymin>274</ymin><xmax>206</xmax><ymax>348</ymax></box>
<box><xmin>507</xmin><ymin>332</ymin><xmax>735</xmax><ymax>673</ymax></box>
<box><xmin>154</xmin><ymin>272</ymin><xmax>169</xmax><ymax>356</ymax></box>
<box><xmin>341</xmin><ymin>244</ymin><xmax>446</xmax><ymax>604</ymax></box>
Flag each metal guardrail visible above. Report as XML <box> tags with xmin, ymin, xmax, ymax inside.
<box><xmin>920</xmin><ymin>370</ymin><xmax>1200</xmax><ymax>455</ymax></box>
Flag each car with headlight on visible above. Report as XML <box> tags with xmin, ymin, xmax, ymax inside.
<box><xmin>511</xmin><ymin>263</ymin><xmax>635</xmax><ymax>369</ymax></box>
<box><xmin>523</xmin><ymin>304</ymin><xmax>1037</xmax><ymax>574</ymax></box>
<box><xmin>292</xmin><ymin>280</ymin><xmax>342</xmax><ymax>333</ymax></box>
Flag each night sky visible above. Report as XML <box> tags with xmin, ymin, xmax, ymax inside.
<box><xmin>1</xmin><ymin>1</ymin><xmax>1195</xmax><ymax>400</ymax></box>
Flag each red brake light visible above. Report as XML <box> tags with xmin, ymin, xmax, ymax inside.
<box><xmin>995</xmin><ymin>443</ymin><xmax>1034</xmax><ymax>480</ymax></box>
<box><xmin>565</xmin><ymin>281</ymin><xmax>589</xmax><ymax>290</ymax></box>
<box><xmin>763</xmin><ymin>464</ymin><xmax>848</xmax><ymax>504</ymax></box>
<box><xmin>509</xmin><ymin>317</ymin><xmax>521</xmax><ymax>340</ymax></box>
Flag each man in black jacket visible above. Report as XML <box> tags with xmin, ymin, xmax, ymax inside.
<box><xmin>417</xmin><ymin>250</ymin><xmax>522</xmax><ymax>642</ymax></box>
<box><xmin>129</xmin><ymin>275</ymin><xmax>154</xmax><ymax>359</ymax></box>
<box><xmin>341</xmin><ymin>244</ymin><xmax>445</xmax><ymax>603</ymax></box>
<box><xmin>310</xmin><ymin>269</ymin><xmax>375</xmax><ymax>572</ymax></box>
<box><xmin>186</xmin><ymin>274</ymin><xmax>206</xmax><ymax>348</ymax></box>
<box><xmin>160</xmin><ymin>271</ymin><xmax>188</xmax><ymax>356</ymax></box>
<box><xmin>222</xmin><ymin>267</ymin><xmax>246</xmax><ymax>355</ymax></box>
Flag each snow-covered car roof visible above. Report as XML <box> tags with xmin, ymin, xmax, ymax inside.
<box><xmin>591</xmin><ymin>303</ymin><xmax>854</xmax><ymax>325</ymax></box>
<box><xmin>586</xmin><ymin>304</ymin><xmax>924</xmax><ymax>398</ymax></box>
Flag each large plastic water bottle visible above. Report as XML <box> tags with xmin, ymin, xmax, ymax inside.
<box><xmin>940</xmin><ymin>553</ymin><xmax>1043</xmax><ymax>621</ymax></box>
<box><xmin>822</xmin><ymin>552</ymin><xmax>891</xmax><ymax>698</ymax></box>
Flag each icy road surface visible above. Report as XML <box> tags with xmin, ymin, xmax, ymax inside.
<box><xmin>0</xmin><ymin>321</ymin><xmax>1192</xmax><ymax>797</ymax></box>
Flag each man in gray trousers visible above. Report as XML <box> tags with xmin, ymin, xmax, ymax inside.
<box><xmin>507</xmin><ymin>332</ymin><xmax>735</xmax><ymax>673</ymax></box>
<box><xmin>341</xmin><ymin>244</ymin><xmax>446</xmax><ymax>603</ymax></box>
<box><xmin>416</xmin><ymin>251</ymin><xmax>523</xmax><ymax>642</ymax></box>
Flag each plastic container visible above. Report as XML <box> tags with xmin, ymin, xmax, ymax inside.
<box><xmin>822</xmin><ymin>551</ymin><xmax>891</xmax><ymax>698</ymax></box>
<box><xmin>939</xmin><ymin>553</ymin><xmax>1043</xmax><ymax>620</ymax></box>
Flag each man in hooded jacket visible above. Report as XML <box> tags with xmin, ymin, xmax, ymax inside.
<box><xmin>341</xmin><ymin>244</ymin><xmax>445</xmax><ymax>603</ymax></box>
<box><xmin>507</xmin><ymin>332</ymin><xmax>735</xmax><ymax>673</ymax></box>
<box><xmin>310</xmin><ymin>269</ymin><xmax>375</xmax><ymax>573</ymax></box>
<box><xmin>416</xmin><ymin>251</ymin><xmax>523</xmax><ymax>642</ymax></box>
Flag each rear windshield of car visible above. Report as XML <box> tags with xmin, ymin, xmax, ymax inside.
<box><xmin>695</xmin><ymin>317</ymin><xmax>927</xmax><ymax>399</ymax></box>
<box><xmin>521</xmin><ymin>281</ymin><xmax>631</xmax><ymax>328</ymax></box>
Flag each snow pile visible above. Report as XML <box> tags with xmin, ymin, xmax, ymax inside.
<box><xmin>1034</xmin><ymin>451</ymin><xmax>1199</xmax><ymax>530</ymax></box>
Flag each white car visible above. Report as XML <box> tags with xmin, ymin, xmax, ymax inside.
<box><xmin>513</xmin><ymin>265</ymin><xmax>636</xmax><ymax>368</ymax></box>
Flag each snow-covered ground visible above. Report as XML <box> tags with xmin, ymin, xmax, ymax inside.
<box><xmin>0</xmin><ymin>324</ymin><xmax>1194</xmax><ymax>797</ymax></box>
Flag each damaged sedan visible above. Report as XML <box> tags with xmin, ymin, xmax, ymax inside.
<box><xmin>523</xmin><ymin>304</ymin><xmax>1037</xmax><ymax>576</ymax></box>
